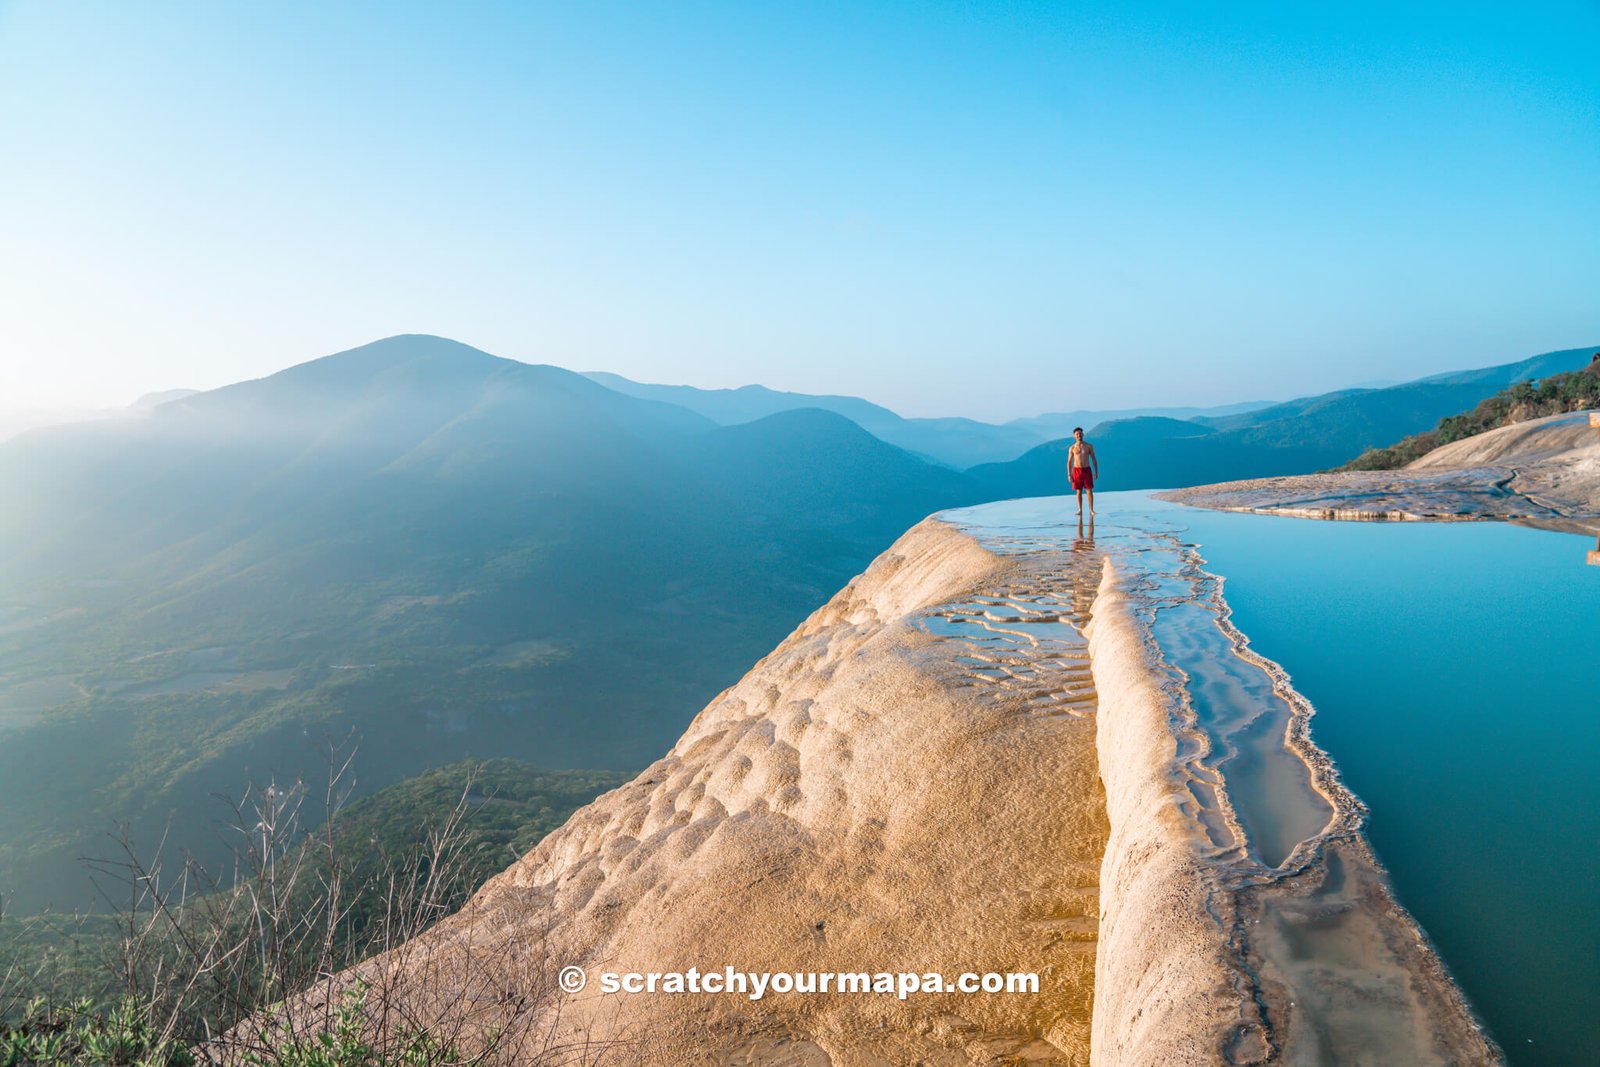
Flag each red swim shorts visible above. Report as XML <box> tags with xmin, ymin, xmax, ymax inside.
<box><xmin>1070</xmin><ymin>466</ymin><xmax>1094</xmax><ymax>490</ymax></box>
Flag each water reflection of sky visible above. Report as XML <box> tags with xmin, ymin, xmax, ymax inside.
<box><xmin>952</xmin><ymin>490</ymin><xmax>1597</xmax><ymax>1066</ymax></box>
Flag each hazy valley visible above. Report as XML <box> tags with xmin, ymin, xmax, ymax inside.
<box><xmin>1</xmin><ymin>335</ymin><xmax>1593</xmax><ymax>916</ymax></box>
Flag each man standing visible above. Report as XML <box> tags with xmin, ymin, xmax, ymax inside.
<box><xmin>1068</xmin><ymin>426</ymin><xmax>1099</xmax><ymax>516</ymax></box>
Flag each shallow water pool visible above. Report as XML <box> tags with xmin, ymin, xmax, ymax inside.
<box><xmin>1161</xmin><ymin>498</ymin><xmax>1600</xmax><ymax>1067</ymax></box>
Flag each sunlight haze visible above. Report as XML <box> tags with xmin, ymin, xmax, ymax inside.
<box><xmin>1</xmin><ymin>0</ymin><xmax>1595</xmax><ymax>419</ymax></box>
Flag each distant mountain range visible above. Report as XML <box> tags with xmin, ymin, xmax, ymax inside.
<box><xmin>1340</xmin><ymin>352</ymin><xmax>1600</xmax><ymax>470</ymax></box>
<box><xmin>3</xmin><ymin>333</ymin><xmax>1593</xmax><ymax>912</ymax></box>
<box><xmin>583</xmin><ymin>370</ymin><xmax>1272</xmax><ymax>468</ymax></box>
<box><xmin>0</xmin><ymin>390</ymin><xmax>201</xmax><ymax>443</ymax></box>
<box><xmin>587</xmin><ymin>346</ymin><xmax>1599</xmax><ymax>490</ymax></box>
<box><xmin>968</xmin><ymin>345</ymin><xmax>1600</xmax><ymax>496</ymax></box>
<box><xmin>0</xmin><ymin>336</ymin><xmax>986</xmax><ymax>911</ymax></box>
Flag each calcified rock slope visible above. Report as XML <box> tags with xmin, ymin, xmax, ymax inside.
<box><xmin>329</xmin><ymin>518</ymin><xmax>1113</xmax><ymax>1064</ymax></box>
<box><xmin>1159</xmin><ymin>409</ymin><xmax>1600</xmax><ymax>533</ymax></box>
<box><xmin>292</xmin><ymin>504</ymin><xmax>1500</xmax><ymax>1065</ymax></box>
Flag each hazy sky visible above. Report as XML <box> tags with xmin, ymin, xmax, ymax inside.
<box><xmin>2</xmin><ymin>1</ymin><xmax>1595</xmax><ymax>420</ymax></box>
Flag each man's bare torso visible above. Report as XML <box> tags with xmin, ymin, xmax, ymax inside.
<box><xmin>1069</xmin><ymin>441</ymin><xmax>1096</xmax><ymax>468</ymax></box>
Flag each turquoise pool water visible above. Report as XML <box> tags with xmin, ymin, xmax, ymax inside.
<box><xmin>1168</xmin><ymin>502</ymin><xmax>1600</xmax><ymax>1067</ymax></box>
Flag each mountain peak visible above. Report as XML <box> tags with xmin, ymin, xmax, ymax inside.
<box><xmin>162</xmin><ymin>336</ymin><xmax>543</xmax><ymax>421</ymax></box>
<box><xmin>279</xmin><ymin>333</ymin><xmax>521</xmax><ymax>379</ymax></box>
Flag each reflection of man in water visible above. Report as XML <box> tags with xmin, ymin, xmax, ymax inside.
<box><xmin>1073</xmin><ymin>512</ymin><xmax>1096</xmax><ymax>620</ymax></box>
<box><xmin>1068</xmin><ymin>427</ymin><xmax>1099</xmax><ymax>516</ymax></box>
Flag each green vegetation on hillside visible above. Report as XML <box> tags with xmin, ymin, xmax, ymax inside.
<box><xmin>1</xmin><ymin>759</ymin><xmax>622</xmax><ymax>1003</ymax></box>
<box><xmin>327</xmin><ymin>760</ymin><xmax>628</xmax><ymax>890</ymax></box>
<box><xmin>0</xmin><ymin>336</ymin><xmax>981</xmax><ymax>912</ymax></box>
<box><xmin>4</xmin><ymin>335</ymin><xmax>1594</xmax><ymax>915</ymax></box>
<box><xmin>1</xmin><ymin>758</ymin><xmax>623</xmax><ymax>1064</ymax></box>
<box><xmin>1339</xmin><ymin>355</ymin><xmax>1600</xmax><ymax>471</ymax></box>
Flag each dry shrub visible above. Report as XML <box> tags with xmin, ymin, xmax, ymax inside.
<box><xmin>3</xmin><ymin>740</ymin><xmax>617</xmax><ymax>1066</ymax></box>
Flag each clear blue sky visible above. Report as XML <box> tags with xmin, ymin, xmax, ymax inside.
<box><xmin>1</xmin><ymin>0</ymin><xmax>1595</xmax><ymax>420</ymax></box>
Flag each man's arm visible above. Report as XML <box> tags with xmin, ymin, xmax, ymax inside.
<box><xmin>1089</xmin><ymin>443</ymin><xmax>1100</xmax><ymax>476</ymax></box>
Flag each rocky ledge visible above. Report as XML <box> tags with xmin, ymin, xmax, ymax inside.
<box><xmin>1156</xmin><ymin>410</ymin><xmax>1600</xmax><ymax>536</ymax></box>
<box><xmin>223</xmin><ymin>499</ymin><xmax>1502</xmax><ymax>1065</ymax></box>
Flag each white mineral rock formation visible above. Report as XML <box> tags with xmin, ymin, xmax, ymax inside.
<box><xmin>1158</xmin><ymin>409</ymin><xmax>1600</xmax><ymax>531</ymax></box>
<box><xmin>239</xmin><ymin>504</ymin><xmax>1501</xmax><ymax>1065</ymax></box>
<box><xmin>288</xmin><ymin>518</ymin><xmax>1110</xmax><ymax>1064</ymax></box>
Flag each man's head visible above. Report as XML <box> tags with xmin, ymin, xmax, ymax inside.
<box><xmin>1072</xmin><ymin>426</ymin><xmax>1084</xmax><ymax>441</ymax></box>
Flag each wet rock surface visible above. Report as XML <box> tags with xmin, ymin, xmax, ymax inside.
<box><xmin>1157</xmin><ymin>410</ymin><xmax>1600</xmax><ymax>536</ymax></box>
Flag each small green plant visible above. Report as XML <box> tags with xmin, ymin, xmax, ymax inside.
<box><xmin>0</xmin><ymin>985</ymin><xmax>473</xmax><ymax>1067</ymax></box>
<box><xmin>1</xmin><ymin>994</ymin><xmax>192</xmax><ymax>1066</ymax></box>
<box><xmin>245</xmin><ymin>982</ymin><xmax>455</xmax><ymax>1067</ymax></box>
<box><xmin>2</xmin><ymin>747</ymin><xmax>610</xmax><ymax>1066</ymax></box>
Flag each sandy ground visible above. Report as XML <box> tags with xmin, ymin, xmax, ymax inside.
<box><xmin>1156</xmin><ymin>410</ymin><xmax>1600</xmax><ymax>535</ymax></box>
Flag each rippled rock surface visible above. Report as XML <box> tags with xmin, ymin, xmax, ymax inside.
<box><xmin>948</xmin><ymin>499</ymin><xmax>1499</xmax><ymax>1066</ymax></box>
<box><xmin>253</xmin><ymin>496</ymin><xmax>1500</xmax><ymax>1065</ymax></box>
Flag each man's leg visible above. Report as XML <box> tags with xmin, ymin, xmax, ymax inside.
<box><xmin>1087</xmin><ymin>485</ymin><xmax>1095</xmax><ymax>515</ymax></box>
<box><xmin>1075</xmin><ymin>486</ymin><xmax>1083</xmax><ymax>513</ymax></box>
